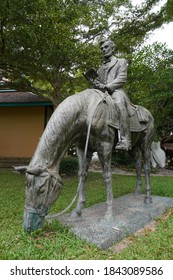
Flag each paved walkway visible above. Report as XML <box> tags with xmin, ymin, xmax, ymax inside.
<box><xmin>89</xmin><ymin>164</ymin><xmax>173</xmax><ymax>176</ymax></box>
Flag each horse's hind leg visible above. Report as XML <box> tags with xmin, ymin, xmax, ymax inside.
<box><xmin>142</xmin><ymin>146</ymin><xmax>153</xmax><ymax>204</ymax></box>
<box><xmin>70</xmin><ymin>147</ymin><xmax>92</xmax><ymax>218</ymax></box>
<box><xmin>129</xmin><ymin>148</ymin><xmax>142</xmax><ymax>195</ymax></box>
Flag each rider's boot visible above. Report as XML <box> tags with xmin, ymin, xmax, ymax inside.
<box><xmin>115</xmin><ymin>136</ymin><xmax>131</xmax><ymax>151</ymax></box>
<box><xmin>115</xmin><ymin>104</ymin><xmax>131</xmax><ymax>151</ymax></box>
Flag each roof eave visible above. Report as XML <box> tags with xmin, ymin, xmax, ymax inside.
<box><xmin>0</xmin><ymin>102</ymin><xmax>53</xmax><ymax>107</ymax></box>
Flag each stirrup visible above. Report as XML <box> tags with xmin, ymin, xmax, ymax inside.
<box><xmin>115</xmin><ymin>139</ymin><xmax>132</xmax><ymax>151</ymax></box>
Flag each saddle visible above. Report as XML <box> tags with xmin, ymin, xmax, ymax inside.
<box><xmin>130</xmin><ymin>105</ymin><xmax>149</xmax><ymax>132</ymax></box>
<box><xmin>108</xmin><ymin>102</ymin><xmax>149</xmax><ymax>132</ymax></box>
<box><xmin>92</xmin><ymin>89</ymin><xmax>149</xmax><ymax>133</ymax></box>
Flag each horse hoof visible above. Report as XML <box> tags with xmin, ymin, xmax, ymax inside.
<box><xmin>104</xmin><ymin>212</ymin><xmax>114</xmax><ymax>223</ymax></box>
<box><xmin>144</xmin><ymin>196</ymin><xmax>153</xmax><ymax>204</ymax></box>
<box><xmin>70</xmin><ymin>209</ymin><xmax>82</xmax><ymax>219</ymax></box>
<box><xmin>134</xmin><ymin>190</ymin><xmax>142</xmax><ymax>196</ymax></box>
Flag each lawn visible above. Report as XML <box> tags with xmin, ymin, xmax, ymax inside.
<box><xmin>0</xmin><ymin>169</ymin><xmax>173</xmax><ymax>260</ymax></box>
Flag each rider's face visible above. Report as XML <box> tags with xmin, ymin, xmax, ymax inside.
<box><xmin>100</xmin><ymin>42</ymin><xmax>113</xmax><ymax>59</ymax></box>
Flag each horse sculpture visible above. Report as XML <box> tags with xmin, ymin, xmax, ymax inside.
<box><xmin>23</xmin><ymin>88</ymin><xmax>154</xmax><ymax>231</ymax></box>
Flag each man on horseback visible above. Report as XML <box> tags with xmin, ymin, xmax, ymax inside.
<box><xmin>93</xmin><ymin>38</ymin><xmax>133</xmax><ymax>151</ymax></box>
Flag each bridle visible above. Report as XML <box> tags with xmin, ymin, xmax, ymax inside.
<box><xmin>24</xmin><ymin>206</ymin><xmax>48</xmax><ymax>218</ymax></box>
<box><xmin>25</xmin><ymin>168</ymin><xmax>63</xmax><ymax>218</ymax></box>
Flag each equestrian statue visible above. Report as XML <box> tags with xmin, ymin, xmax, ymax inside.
<box><xmin>21</xmin><ymin>38</ymin><xmax>154</xmax><ymax>231</ymax></box>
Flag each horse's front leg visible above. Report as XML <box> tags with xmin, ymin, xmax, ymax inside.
<box><xmin>98</xmin><ymin>149</ymin><xmax>114</xmax><ymax>222</ymax></box>
<box><xmin>70</xmin><ymin>147</ymin><xmax>92</xmax><ymax>218</ymax></box>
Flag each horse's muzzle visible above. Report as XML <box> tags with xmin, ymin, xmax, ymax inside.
<box><xmin>23</xmin><ymin>207</ymin><xmax>45</xmax><ymax>231</ymax></box>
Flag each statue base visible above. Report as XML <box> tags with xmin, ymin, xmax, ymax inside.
<box><xmin>56</xmin><ymin>194</ymin><xmax>173</xmax><ymax>249</ymax></box>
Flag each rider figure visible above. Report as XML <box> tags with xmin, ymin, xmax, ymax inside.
<box><xmin>93</xmin><ymin>38</ymin><xmax>132</xmax><ymax>151</ymax></box>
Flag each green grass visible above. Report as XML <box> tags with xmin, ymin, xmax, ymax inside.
<box><xmin>0</xmin><ymin>169</ymin><xmax>173</xmax><ymax>260</ymax></box>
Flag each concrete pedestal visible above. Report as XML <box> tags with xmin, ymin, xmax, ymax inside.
<box><xmin>57</xmin><ymin>194</ymin><xmax>173</xmax><ymax>249</ymax></box>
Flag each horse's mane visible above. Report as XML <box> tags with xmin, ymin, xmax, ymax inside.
<box><xmin>29</xmin><ymin>89</ymin><xmax>112</xmax><ymax>169</ymax></box>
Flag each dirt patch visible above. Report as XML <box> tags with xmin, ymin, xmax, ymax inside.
<box><xmin>111</xmin><ymin>208</ymin><xmax>173</xmax><ymax>253</ymax></box>
<box><xmin>111</xmin><ymin>221</ymin><xmax>157</xmax><ymax>253</ymax></box>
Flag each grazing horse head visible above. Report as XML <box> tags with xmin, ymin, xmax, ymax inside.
<box><xmin>24</xmin><ymin>167</ymin><xmax>63</xmax><ymax>231</ymax></box>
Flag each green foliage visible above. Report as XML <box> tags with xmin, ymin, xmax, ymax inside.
<box><xmin>0</xmin><ymin>0</ymin><xmax>116</xmax><ymax>105</ymax></box>
<box><xmin>112</xmin><ymin>151</ymin><xmax>133</xmax><ymax>167</ymax></box>
<box><xmin>0</xmin><ymin>169</ymin><xmax>173</xmax><ymax>260</ymax></box>
<box><xmin>110</xmin><ymin>0</ymin><xmax>170</xmax><ymax>55</ymax></box>
<box><xmin>59</xmin><ymin>156</ymin><xmax>78</xmax><ymax>175</ymax></box>
<box><xmin>127</xmin><ymin>42</ymin><xmax>173</xmax><ymax>137</ymax></box>
<box><xmin>0</xmin><ymin>0</ymin><xmax>172</xmax><ymax>105</ymax></box>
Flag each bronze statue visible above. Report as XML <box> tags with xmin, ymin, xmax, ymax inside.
<box><xmin>22</xmin><ymin>88</ymin><xmax>154</xmax><ymax>231</ymax></box>
<box><xmin>93</xmin><ymin>38</ymin><xmax>133</xmax><ymax>151</ymax></box>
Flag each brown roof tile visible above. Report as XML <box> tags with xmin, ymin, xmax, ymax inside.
<box><xmin>0</xmin><ymin>91</ymin><xmax>51</xmax><ymax>104</ymax></box>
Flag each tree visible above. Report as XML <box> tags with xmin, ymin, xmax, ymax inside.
<box><xmin>0</xmin><ymin>0</ymin><xmax>172</xmax><ymax>106</ymax></box>
<box><xmin>127</xmin><ymin>42</ymin><xmax>173</xmax><ymax>137</ymax></box>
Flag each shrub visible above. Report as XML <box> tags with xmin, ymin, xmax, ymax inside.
<box><xmin>111</xmin><ymin>151</ymin><xmax>133</xmax><ymax>167</ymax></box>
<box><xmin>59</xmin><ymin>156</ymin><xmax>78</xmax><ymax>175</ymax></box>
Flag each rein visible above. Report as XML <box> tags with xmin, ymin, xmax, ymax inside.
<box><xmin>46</xmin><ymin>90</ymin><xmax>109</xmax><ymax>220</ymax></box>
<box><xmin>84</xmin><ymin>90</ymin><xmax>107</xmax><ymax>160</ymax></box>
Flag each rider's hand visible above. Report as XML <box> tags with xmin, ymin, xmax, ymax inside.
<box><xmin>92</xmin><ymin>79</ymin><xmax>99</xmax><ymax>87</ymax></box>
<box><xmin>93</xmin><ymin>80</ymin><xmax>106</xmax><ymax>90</ymax></box>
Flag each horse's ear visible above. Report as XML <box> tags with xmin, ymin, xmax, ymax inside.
<box><xmin>26</xmin><ymin>167</ymin><xmax>45</xmax><ymax>176</ymax></box>
<box><xmin>13</xmin><ymin>166</ymin><xmax>28</xmax><ymax>174</ymax></box>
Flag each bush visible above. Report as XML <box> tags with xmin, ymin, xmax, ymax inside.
<box><xmin>111</xmin><ymin>150</ymin><xmax>133</xmax><ymax>167</ymax></box>
<box><xmin>59</xmin><ymin>156</ymin><xmax>78</xmax><ymax>175</ymax></box>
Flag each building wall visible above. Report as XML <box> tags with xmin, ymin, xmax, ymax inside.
<box><xmin>0</xmin><ymin>106</ymin><xmax>45</xmax><ymax>157</ymax></box>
